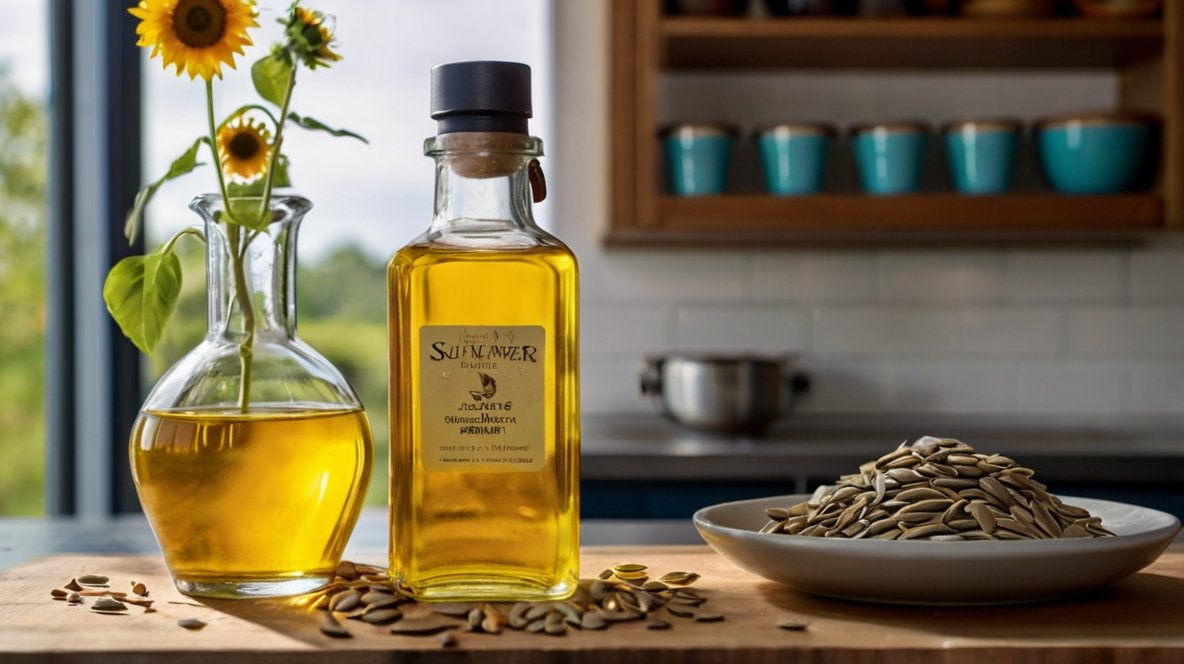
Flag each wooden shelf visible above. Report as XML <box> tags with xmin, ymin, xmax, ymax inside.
<box><xmin>606</xmin><ymin>194</ymin><xmax>1164</xmax><ymax>245</ymax></box>
<box><xmin>609</xmin><ymin>1</ymin><xmax>1184</xmax><ymax>244</ymax></box>
<box><xmin>662</xmin><ymin>17</ymin><xmax>1164</xmax><ymax>69</ymax></box>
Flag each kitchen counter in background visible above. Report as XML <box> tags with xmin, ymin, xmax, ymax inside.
<box><xmin>581</xmin><ymin>414</ymin><xmax>1184</xmax><ymax>519</ymax></box>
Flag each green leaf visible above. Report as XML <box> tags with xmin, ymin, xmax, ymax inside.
<box><xmin>272</xmin><ymin>152</ymin><xmax>292</xmax><ymax>188</ymax></box>
<box><xmin>163</xmin><ymin>137</ymin><xmax>204</xmax><ymax>179</ymax></box>
<box><xmin>225</xmin><ymin>198</ymin><xmax>274</xmax><ymax>230</ymax></box>
<box><xmin>288</xmin><ymin>112</ymin><xmax>369</xmax><ymax>143</ymax></box>
<box><xmin>124</xmin><ymin>138</ymin><xmax>206</xmax><ymax>243</ymax></box>
<box><xmin>103</xmin><ymin>244</ymin><xmax>183</xmax><ymax>355</ymax></box>
<box><xmin>252</xmin><ymin>54</ymin><xmax>293</xmax><ymax>107</ymax></box>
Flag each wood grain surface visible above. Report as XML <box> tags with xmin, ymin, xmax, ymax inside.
<box><xmin>2</xmin><ymin>546</ymin><xmax>1183</xmax><ymax>663</ymax></box>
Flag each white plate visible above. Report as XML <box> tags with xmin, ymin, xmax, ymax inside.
<box><xmin>693</xmin><ymin>494</ymin><xmax>1180</xmax><ymax>605</ymax></box>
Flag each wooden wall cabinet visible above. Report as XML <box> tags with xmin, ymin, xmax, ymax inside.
<box><xmin>609</xmin><ymin>1</ymin><xmax>1183</xmax><ymax>245</ymax></box>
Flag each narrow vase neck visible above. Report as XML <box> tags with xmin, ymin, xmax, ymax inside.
<box><xmin>191</xmin><ymin>195</ymin><xmax>310</xmax><ymax>342</ymax></box>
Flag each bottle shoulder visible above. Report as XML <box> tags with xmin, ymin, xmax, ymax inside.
<box><xmin>390</xmin><ymin>230</ymin><xmax>577</xmax><ymax>270</ymax></box>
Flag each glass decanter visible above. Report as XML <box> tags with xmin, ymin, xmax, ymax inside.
<box><xmin>130</xmin><ymin>194</ymin><xmax>373</xmax><ymax>598</ymax></box>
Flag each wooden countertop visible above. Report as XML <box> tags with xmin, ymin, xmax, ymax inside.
<box><xmin>2</xmin><ymin>545</ymin><xmax>1182</xmax><ymax>663</ymax></box>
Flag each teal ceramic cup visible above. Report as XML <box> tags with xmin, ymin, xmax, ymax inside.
<box><xmin>1037</xmin><ymin>113</ymin><xmax>1158</xmax><ymax>194</ymax></box>
<box><xmin>943</xmin><ymin>119</ymin><xmax>1021</xmax><ymax>195</ymax></box>
<box><xmin>662</xmin><ymin>124</ymin><xmax>737</xmax><ymax>196</ymax></box>
<box><xmin>850</xmin><ymin>122</ymin><xmax>929</xmax><ymax>195</ymax></box>
<box><xmin>756</xmin><ymin>123</ymin><xmax>835</xmax><ymax>195</ymax></box>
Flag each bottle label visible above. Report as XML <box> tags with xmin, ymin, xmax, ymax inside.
<box><xmin>419</xmin><ymin>325</ymin><xmax>546</xmax><ymax>472</ymax></box>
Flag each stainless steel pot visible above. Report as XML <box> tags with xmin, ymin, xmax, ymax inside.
<box><xmin>640</xmin><ymin>355</ymin><xmax>809</xmax><ymax>434</ymax></box>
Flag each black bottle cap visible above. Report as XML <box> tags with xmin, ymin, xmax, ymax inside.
<box><xmin>431</xmin><ymin>61</ymin><xmax>532</xmax><ymax>135</ymax></box>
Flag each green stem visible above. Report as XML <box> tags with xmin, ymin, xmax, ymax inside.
<box><xmin>162</xmin><ymin>226</ymin><xmax>205</xmax><ymax>255</ymax></box>
<box><xmin>206</xmin><ymin>80</ymin><xmax>257</xmax><ymax>414</ymax></box>
<box><xmin>258</xmin><ymin>61</ymin><xmax>298</xmax><ymax>220</ymax></box>
<box><xmin>217</xmin><ymin>103</ymin><xmax>281</xmax><ymax>131</ymax></box>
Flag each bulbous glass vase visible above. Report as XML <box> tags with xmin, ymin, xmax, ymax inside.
<box><xmin>130</xmin><ymin>194</ymin><xmax>373</xmax><ymax>598</ymax></box>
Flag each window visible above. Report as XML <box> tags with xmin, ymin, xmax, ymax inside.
<box><xmin>142</xmin><ymin>0</ymin><xmax>553</xmax><ymax>505</ymax></box>
<box><xmin>0</xmin><ymin>2</ymin><xmax>49</xmax><ymax>515</ymax></box>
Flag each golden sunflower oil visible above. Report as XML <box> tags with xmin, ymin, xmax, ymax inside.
<box><xmin>389</xmin><ymin>244</ymin><xmax>579</xmax><ymax>600</ymax></box>
<box><xmin>130</xmin><ymin>407</ymin><xmax>373</xmax><ymax>595</ymax></box>
<box><xmin>388</xmin><ymin>61</ymin><xmax>579</xmax><ymax>601</ymax></box>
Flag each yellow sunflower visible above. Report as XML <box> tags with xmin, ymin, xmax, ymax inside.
<box><xmin>217</xmin><ymin>117</ymin><xmax>272</xmax><ymax>182</ymax></box>
<box><xmin>291</xmin><ymin>6</ymin><xmax>342</xmax><ymax>66</ymax></box>
<box><xmin>129</xmin><ymin>0</ymin><xmax>259</xmax><ymax>81</ymax></box>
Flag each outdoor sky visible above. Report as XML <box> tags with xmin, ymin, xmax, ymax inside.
<box><xmin>144</xmin><ymin>0</ymin><xmax>552</xmax><ymax>259</ymax></box>
<box><xmin>0</xmin><ymin>1</ymin><xmax>551</xmax><ymax>260</ymax></box>
<box><xmin>0</xmin><ymin>2</ymin><xmax>48</xmax><ymax>94</ymax></box>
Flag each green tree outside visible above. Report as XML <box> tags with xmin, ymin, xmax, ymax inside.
<box><xmin>0</xmin><ymin>68</ymin><xmax>47</xmax><ymax>515</ymax></box>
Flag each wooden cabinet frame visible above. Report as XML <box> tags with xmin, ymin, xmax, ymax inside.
<box><xmin>608</xmin><ymin>0</ymin><xmax>1184</xmax><ymax>245</ymax></box>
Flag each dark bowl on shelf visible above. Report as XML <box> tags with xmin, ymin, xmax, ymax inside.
<box><xmin>666</xmin><ymin>0</ymin><xmax>752</xmax><ymax>16</ymax></box>
<box><xmin>903</xmin><ymin>0</ymin><xmax>960</xmax><ymax>14</ymax></box>
<box><xmin>764</xmin><ymin>0</ymin><xmax>860</xmax><ymax>15</ymax></box>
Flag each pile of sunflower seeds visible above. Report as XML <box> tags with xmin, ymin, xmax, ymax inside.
<box><xmin>313</xmin><ymin>561</ymin><xmax>722</xmax><ymax>643</ymax></box>
<box><xmin>762</xmin><ymin>436</ymin><xmax>1116</xmax><ymax>541</ymax></box>
<box><xmin>48</xmin><ymin>561</ymin><xmax>813</xmax><ymax>643</ymax></box>
<box><xmin>49</xmin><ymin>574</ymin><xmax>156</xmax><ymax>614</ymax></box>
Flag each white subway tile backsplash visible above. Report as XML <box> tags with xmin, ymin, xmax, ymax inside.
<box><xmin>582</xmin><ymin>304</ymin><xmax>671</xmax><ymax>354</ymax></box>
<box><xmin>580</xmin><ymin>251</ymin><xmax>748</xmax><ymax>303</ymax></box>
<box><xmin>879</xmin><ymin>363</ymin><xmax>1015</xmax><ymax>414</ymax></box>
<box><xmin>877</xmin><ymin>251</ymin><xmax>1005</xmax><ymax>301</ymax></box>
<box><xmin>1013</xmin><ymin>364</ymin><xmax>1126</xmax><ymax>414</ymax></box>
<box><xmin>798</xmin><ymin>361</ymin><xmax>1014</xmax><ymax>413</ymax></box>
<box><xmin>1068</xmin><ymin>307</ymin><xmax>1184</xmax><ymax>356</ymax></box>
<box><xmin>1129</xmin><ymin>250</ymin><xmax>1184</xmax><ymax>301</ymax></box>
<box><xmin>674</xmin><ymin>306</ymin><xmax>808</xmax><ymax>353</ymax></box>
<box><xmin>813</xmin><ymin>307</ymin><xmax>1061</xmax><ymax>356</ymax></box>
<box><xmin>1005</xmin><ymin>250</ymin><xmax>1124</xmax><ymax>301</ymax></box>
<box><xmin>580</xmin><ymin>354</ymin><xmax>652</xmax><ymax>415</ymax></box>
<box><xmin>751</xmin><ymin>251</ymin><xmax>877</xmax><ymax>301</ymax></box>
<box><xmin>793</xmin><ymin>362</ymin><xmax>887</xmax><ymax>413</ymax></box>
<box><xmin>1130</xmin><ymin>366</ymin><xmax>1184</xmax><ymax>414</ymax></box>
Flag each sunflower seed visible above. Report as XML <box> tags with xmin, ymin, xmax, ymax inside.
<box><xmin>91</xmin><ymin>597</ymin><xmax>127</xmax><ymax>613</ymax></box>
<box><xmin>319</xmin><ymin>613</ymin><xmax>351</xmax><ymax>638</ymax></box>
<box><xmin>581</xmin><ymin>611</ymin><xmax>607</xmax><ymax>629</ymax></box>
<box><xmin>765</xmin><ymin>507</ymin><xmax>790</xmax><ymax>521</ymax></box>
<box><xmin>777</xmin><ymin>619</ymin><xmax>810</xmax><ymax>631</ymax></box>
<box><xmin>362</xmin><ymin>608</ymin><xmax>403</xmax><ymax>625</ymax></box>
<box><xmin>328</xmin><ymin>590</ymin><xmax>361</xmax><ymax>613</ymax></box>
<box><xmin>1031</xmin><ymin>499</ymin><xmax>1062</xmax><ymax>538</ymax></box>
<box><xmin>658</xmin><ymin>571</ymin><xmax>700</xmax><ymax>586</ymax></box>
<box><xmin>901</xmin><ymin>523</ymin><xmax>955</xmax><ymax>539</ymax></box>
<box><xmin>544</xmin><ymin>611</ymin><xmax>566</xmax><ymax>636</ymax></box>
<box><xmin>177</xmin><ymin>618</ymin><xmax>206</xmax><ymax>630</ymax></box>
<box><xmin>432</xmin><ymin>602</ymin><xmax>475</xmax><ymax>618</ymax></box>
<box><xmin>362</xmin><ymin>592</ymin><xmax>401</xmax><ymax>609</ymax></box>
<box><xmin>334</xmin><ymin>561</ymin><xmax>358</xmax><ymax>581</ymax></box>
<box><xmin>77</xmin><ymin>575</ymin><xmax>109</xmax><ymax>586</ymax></box>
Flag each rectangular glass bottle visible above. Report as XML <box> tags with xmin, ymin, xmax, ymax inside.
<box><xmin>388</xmin><ymin>62</ymin><xmax>578</xmax><ymax>601</ymax></box>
